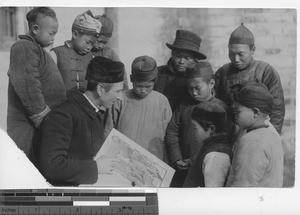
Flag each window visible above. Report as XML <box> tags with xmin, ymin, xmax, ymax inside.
<box><xmin>0</xmin><ymin>7</ymin><xmax>17</xmax><ymax>50</ymax></box>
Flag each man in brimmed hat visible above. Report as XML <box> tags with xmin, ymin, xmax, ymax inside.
<box><xmin>92</xmin><ymin>14</ymin><xmax>129</xmax><ymax>90</ymax></box>
<box><xmin>164</xmin><ymin>61</ymin><xmax>229</xmax><ymax>187</ymax></box>
<box><xmin>39</xmin><ymin>56</ymin><xmax>124</xmax><ymax>186</ymax></box>
<box><xmin>50</xmin><ymin>10</ymin><xmax>102</xmax><ymax>97</ymax></box>
<box><xmin>183</xmin><ymin>103</ymin><xmax>233</xmax><ymax>187</ymax></box>
<box><xmin>154</xmin><ymin>29</ymin><xmax>207</xmax><ymax>112</ymax></box>
<box><xmin>108</xmin><ymin>55</ymin><xmax>172</xmax><ymax>162</ymax></box>
<box><xmin>214</xmin><ymin>23</ymin><xmax>285</xmax><ymax>135</ymax></box>
<box><xmin>226</xmin><ymin>82</ymin><xmax>284</xmax><ymax>187</ymax></box>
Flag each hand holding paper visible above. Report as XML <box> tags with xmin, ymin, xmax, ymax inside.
<box><xmin>96</xmin><ymin>155</ymin><xmax>120</xmax><ymax>175</ymax></box>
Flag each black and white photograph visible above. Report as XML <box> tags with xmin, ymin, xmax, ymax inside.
<box><xmin>0</xmin><ymin>1</ymin><xmax>298</xmax><ymax>214</ymax></box>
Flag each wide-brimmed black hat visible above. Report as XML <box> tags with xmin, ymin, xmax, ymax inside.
<box><xmin>166</xmin><ymin>30</ymin><xmax>207</xmax><ymax>60</ymax></box>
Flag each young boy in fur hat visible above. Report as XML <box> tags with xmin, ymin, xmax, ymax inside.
<box><xmin>50</xmin><ymin>10</ymin><xmax>102</xmax><ymax>97</ymax></box>
<box><xmin>226</xmin><ymin>82</ymin><xmax>284</xmax><ymax>187</ymax></box>
<box><xmin>7</xmin><ymin>7</ymin><xmax>66</xmax><ymax>164</ymax></box>
<box><xmin>164</xmin><ymin>61</ymin><xmax>230</xmax><ymax>187</ymax></box>
<box><xmin>183</xmin><ymin>103</ymin><xmax>233</xmax><ymax>187</ymax></box>
<box><xmin>92</xmin><ymin>14</ymin><xmax>129</xmax><ymax>90</ymax></box>
<box><xmin>108</xmin><ymin>56</ymin><xmax>172</xmax><ymax>161</ymax></box>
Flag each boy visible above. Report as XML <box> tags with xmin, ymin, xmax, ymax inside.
<box><xmin>50</xmin><ymin>10</ymin><xmax>102</xmax><ymax>97</ymax></box>
<box><xmin>165</xmin><ymin>61</ymin><xmax>229</xmax><ymax>187</ymax></box>
<box><xmin>40</xmin><ymin>56</ymin><xmax>124</xmax><ymax>186</ymax></box>
<box><xmin>183</xmin><ymin>104</ymin><xmax>233</xmax><ymax>187</ymax></box>
<box><xmin>92</xmin><ymin>14</ymin><xmax>129</xmax><ymax>90</ymax></box>
<box><xmin>226</xmin><ymin>82</ymin><xmax>284</xmax><ymax>187</ymax></box>
<box><xmin>110</xmin><ymin>56</ymin><xmax>172</xmax><ymax>161</ymax></box>
<box><xmin>7</xmin><ymin>7</ymin><xmax>66</xmax><ymax>164</ymax></box>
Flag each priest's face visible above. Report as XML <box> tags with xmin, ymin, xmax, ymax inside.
<box><xmin>228</xmin><ymin>44</ymin><xmax>255</xmax><ymax>70</ymax></box>
<box><xmin>133</xmin><ymin>81</ymin><xmax>154</xmax><ymax>98</ymax></box>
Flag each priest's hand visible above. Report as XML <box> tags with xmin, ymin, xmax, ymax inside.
<box><xmin>96</xmin><ymin>156</ymin><xmax>119</xmax><ymax>175</ymax></box>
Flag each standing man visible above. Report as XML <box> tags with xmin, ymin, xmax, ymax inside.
<box><xmin>214</xmin><ymin>23</ymin><xmax>285</xmax><ymax>135</ymax></box>
<box><xmin>154</xmin><ymin>30</ymin><xmax>207</xmax><ymax>112</ymax></box>
<box><xmin>39</xmin><ymin>56</ymin><xmax>124</xmax><ymax>186</ymax></box>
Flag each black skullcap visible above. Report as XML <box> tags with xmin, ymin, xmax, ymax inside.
<box><xmin>229</xmin><ymin>23</ymin><xmax>254</xmax><ymax>45</ymax></box>
<box><xmin>186</xmin><ymin>61</ymin><xmax>214</xmax><ymax>80</ymax></box>
<box><xmin>86</xmin><ymin>56</ymin><xmax>124</xmax><ymax>83</ymax></box>
<box><xmin>95</xmin><ymin>14</ymin><xmax>114</xmax><ymax>37</ymax></box>
<box><xmin>233</xmin><ymin>82</ymin><xmax>274</xmax><ymax>115</ymax></box>
<box><xmin>191</xmin><ymin>102</ymin><xmax>226</xmax><ymax>133</ymax></box>
<box><xmin>130</xmin><ymin>55</ymin><xmax>158</xmax><ymax>82</ymax></box>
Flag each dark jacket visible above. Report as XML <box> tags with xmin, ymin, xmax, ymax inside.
<box><xmin>7</xmin><ymin>35</ymin><xmax>66</xmax><ymax>157</ymax></box>
<box><xmin>154</xmin><ymin>58</ymin><xmax>190</xmax><ymax>112</ymax></box>
<box><xmin>165</xmin><ymin>96</ymin><xmax>228</xmax><ymax>164</ymax></box>
<box><xmin>183</xmin><ymin>133</ymin><xmax>233</xmax><ymax>187</ymax></box>
<box><xmin>214</xmin><ymin>59</ymin><xmax>285</xmax><ymax>134</ymax></box>
<box><xmin>39</xmin><ymin>93</ymin><xmax>107</xmax><ymax>186</ymax></box>
<box><xmin>52</xmin><ymin>42</ymin><xmax>94</xmax><ymax>97</ymax></box>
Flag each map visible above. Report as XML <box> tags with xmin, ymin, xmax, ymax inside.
<box><xmin>93</xmin><ymin>129</ymin><xmax>175</xmax><ymax>187</ymax></box>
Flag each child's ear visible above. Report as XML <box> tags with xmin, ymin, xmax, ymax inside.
<box><xmin>209</xmin><ymin>79</ymin><xmax>215</xmax><ymax>89</ymax></box>
<box><xmin>252</xmin><ymin>107</ymin><xmax>260</xmax><ymax>117</ymax></box>
<box><xmin>32</xmin><ymin>24</ymin><xmax>39</xmax><ymax>35</ymax></box>
<box><xmin>209</xmin><ymin>125</ymin><xmax>216</xmax><ymax>135</ymax></box>
<box><xmin>72</xmin><ymin>30</ymin><xmax>79</xmax><ymax>40</ymax></box>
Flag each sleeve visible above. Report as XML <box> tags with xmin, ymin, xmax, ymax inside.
<box><xmin>227</xmin><ymin>140</ymin><xmax>270</xmax><ymax>187</ymax></box>
<box><xmin>40</xmin><ymin>108</ymin><xmax>98</xmax><ymax>185</ymax></box>
<box><xmin>202</xmin><ymin>152</ymin><xmax>231</xmax><ymax>187</ymax></box>
<box><xmin>261</xmin><ymin>65</ymin><xmax>285</xmax><ymax>134</ymax></box>
<box><xmin>162</xmin><ymin>97</ymin><xmax>173</xmax><ymax>164</ymax></box>
<box><xmin>213</xmin><ymin>67</ymin><xmax>222</xmax><ymax>99</ymax></box>
<box><xmin>8</xmin><ymin>42</ymin><xmax>47</xmax><ymax>116</ymax></box>
<box><xmin>164</xmin><ymin>105</ymin><xmax>184</xmax><ymax>164</ymax></box>
<box><xmin>104</xmin><ymin>98</ymin><xmax>122</xmax><ymax>139</ymax></box>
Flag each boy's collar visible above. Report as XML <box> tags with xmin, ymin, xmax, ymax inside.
<box><xmin>246</xmin><ymin>124</ymin><xmax>269</xmax><ymax>133</ymax></box>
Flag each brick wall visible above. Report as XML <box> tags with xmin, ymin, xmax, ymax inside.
<box><xmin>111</xmin><ymin>8</ymin><xmax>296</xmax><ymax>186</ymax></box>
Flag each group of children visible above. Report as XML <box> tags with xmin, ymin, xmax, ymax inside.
<box><xmin>7</xmin><ymin>7</ymin><xmax>284</xmax><ymax>187</ymax></box>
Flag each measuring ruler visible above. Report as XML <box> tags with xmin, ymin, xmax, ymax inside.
<box><xmin>0</xmin><ymin>188</ymin><xmax>158</xmax><ymax>214</ymax></box>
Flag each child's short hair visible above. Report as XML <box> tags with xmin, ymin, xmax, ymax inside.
<box><xmin>26</xmin><ymin>7</ymin><xmax>57</xmax><ymax>26</ymax></box>
<box><xmin>191</xmin><ymin>102</ymin><xmax>226</xmax><ymax>133</ymax></box>
<box><xmin>186</xmin><ymin>61</ymin><xmax>214</xmax><ymax>83</ymax></box>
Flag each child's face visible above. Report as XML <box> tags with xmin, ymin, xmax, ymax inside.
<box><xmin>93</xmin><ymin>35</ymin><xmax>110</xmax><ymax>50</ymax></box>
<box><xmin>187</xmin><ymin>77</ymin><xmax>214</xmax><ymax>102</ymax></box>
<box><xmin>34</xmin><ymin>16</ymin><xmax>58</xmax><ymax>47</ymax></box>
<box><xmin>133</xmin><ymin>81</ymin><xmax>154</xmax><ymax>98</ymax></box>
<box><xmin>72</xmin><ymin>32</ymin><xmax>97</xmax><ymax>55</ymax></box>
<box><xmin>233</xmin><ymin>102</ymin><xmax>255</xmax><ymax>129</ymax></box>
<box><xmin>191</xmin><ymin>119</ymin><xmax>211</xmax><ymax>143</ymax></box>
